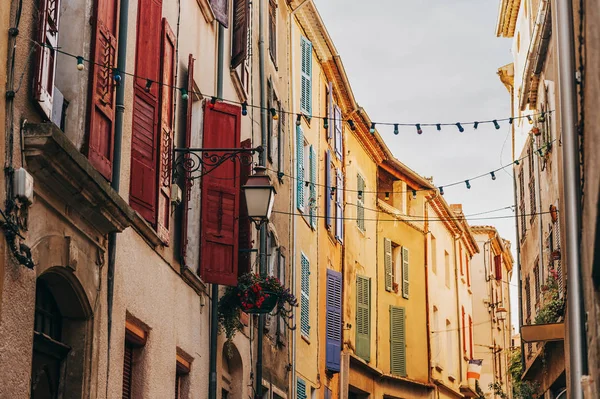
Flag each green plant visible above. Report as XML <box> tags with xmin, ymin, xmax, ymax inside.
<box><xmin>508</xmin><ymin>348</ymin><xmax>540</xmax><ymax>398</ymax></box>
<box><xmin>534</xmin><ymin>270</ymin><xmax>565</xmax><ymax>325</ymax></box>
<box><xmin>217</xmin><ymin>273</ymin><xmax>297</xmax><ymax>342</ymax></box>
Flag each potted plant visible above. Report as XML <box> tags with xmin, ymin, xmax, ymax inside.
<box><xmin>531</xmin><ymin>126</ymin><xmax>541</xmax><ymax>136</ymax></box>
<box><xmin>218</xmin><ymin>273</ymin><xmax>297</xmax><ymax>341</ymax></box>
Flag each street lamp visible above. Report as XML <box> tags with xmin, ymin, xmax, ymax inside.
<box><xmin>242</xmin><ymin>166</ymin><xmax>276</xmax><ymax>226</ymax></box>
<box><xmin>496</xmin><ymin>307</ymin><xmax>508</xmax><ymax>321</ymax></box>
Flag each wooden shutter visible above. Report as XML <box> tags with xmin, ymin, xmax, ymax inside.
<box><xmin>325</xmin><ymin>150</ymin><xmax>332</xmax><ymax>229</ymax></box>
<box><xmin>494</xmin><ymin>254</ymin><xmax>502</xmax><ymax>280</ymax></box>
<box><xmin>180</xmin><ymin>55</ymin><xmax>194</xmax><ymax>266</ymax></box>
<box><xmin>468</xmin><ymin>315</ymin><xmax>473</xmax><ymax>359</ymax></box>
<box><xmin>327</xmin><ymin>82</ymin><xmax>333</xmax><ymax>140</ymax></box>
<box><xmin>384</xmin><ymin>238</ymin><xmax>393</xmax><ymax>291</ymax></box>
<box><xmin>300</xmin><ymin>37</ymin><xmax>312</xmax><ymax>115</ymax></box>
<box><xmin>356</xmin><ymin>275</ymin><xmax>370</xmax><ymax>361</ymax></box>
<box><xmin>300</xmin><ymin>254</ymin><xmax>310</xmax><ymax>337</ymax></box>
<box><xmin>325</xmin><ymin>387</ymin><xmax>332</xmax><ymax>399</ymax></box>
<box><xmin>461</xmin><ymin>306</ymin><xmax>466</xmax><ymax>354</ymax></box>
<box><xmin>268</xmin><ymin>0</ymin><xmax>276</xmax><ymax>64</ymax></box>
<box><xmin>200</xmin><ymin>102</ymin><xmax>242</xmax><ymax>286</ymax></box>
<box><xmin>122</xmin><ymin>341</ymin><xmax>133</xmax><ymax>399</ymax></box>
<box><xmin>156</xmin><ymin>18</ymin><xmax>176</xmax><ymax>244</ymax></box>
<box><xmin>335</xmin><ymin>169</ymin><xmax>343</xmax><ymax>242</ymax></box>
<box><xmin>357</xmin><ymin>174</ymin><xmax>365</xmax><ymax>231</ymax></box>
<box><xmin>87</xmin><ymin>0</ymin><xmax>120</xmax><ymax>180</ymax></box>
<box><xmin>238</xmin><ymin>139</ymin><xmax>253</xmax><ymax>277</ymax></box>
<box><xmin>402</xmin><ymin>247</ymin><xmax>409</xmax><ymax>299</ymax></box>
<box><xmin>334</xmin><ymin>105</ymin><xmax>343</xmax><ymax>158</ymax></box>
<box><xmin>130</xmin><ymin>0</ymin><xmax>162</xmax><ymax>223</ymax></box>
<box><xmin>525</xmin><ymin>277</ymin><xmax>531</xmax><ymax>321</ymax></box>
<box><xmin>459</xmin><ymin>245</ymin><xmax>464</xmax><ymax>275</ymax></box>
<box><xmin>33</xmin><ymin>0</ymin><xmax>61</xmax><ymax>119</ymax></box>
<box><xmin>297</xmin><ymin>378</ymin><xmax>307</xmax><ymax>399</ymax></box>
<box><xmin>296</xmin><ymin>126</ymin><xmax>304</xmax><ymax>210</ymax></box>
<box><xmin>390</xmin><ymin>306</ymin><xmax>406</xmax><ymax>376</ymax></box>
<box><xmin>326</xmin><ymin>269</ymin><xmax>342</xmax><ymax>373</ymax></box>
<box><xmin>231</xmin><ymin>0</ymin><xmax>248</xmax><ymax>69</ymax></box>
<box><xmin>309</xmin><ymin>145</ymin><xmax>316</xmax><ymax>228</ymax></box>
<box><xmin>466</xmin><ymin>257</ymin><xmax>471</xmax><ymax>286</ymax></box>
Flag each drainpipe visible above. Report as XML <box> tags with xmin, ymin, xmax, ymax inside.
<box><xmin>106</xmin><ymin>0</ymin><xmax>129</xmax><ymax>393</ymax></box>
<box><xmin>453</xmin><ymin>233</ymin><xmax>464</xmax><ymax>382</ymax></box>
<box><xmin>424</xmin><ymin>194</ymin><xmax>437</xmax><ymax>387</ymax></box>
<box><xmin>534</xmin><ymin>136</ymin><xmax>544</xmax><ymax>285</ymax></box>
<box><xmin>554</xmin><ymin>0</ymin><xmax>586</xmax><ymax>397</ymax></box>
<box><xmin>208</xmin><ymin>23</ymin><xmax>226</xmax><ymax>399</ymax></box>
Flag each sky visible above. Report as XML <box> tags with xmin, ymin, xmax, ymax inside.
<box><xmin>313</xmin><ymin>0</ymin><xmax>519</xmax><ymax>329</ymax></box>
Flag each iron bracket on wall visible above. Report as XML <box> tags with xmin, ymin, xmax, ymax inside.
<box><xmin>172</xmin><ymin>146</ymin><xmax>263</xmax><ymax>181</ymax></box>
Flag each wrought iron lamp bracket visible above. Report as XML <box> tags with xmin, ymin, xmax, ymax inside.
<box><xmin>172</xmin><ymin>146</ymin><xmax>263</xmax><ymax>181</ymax></box>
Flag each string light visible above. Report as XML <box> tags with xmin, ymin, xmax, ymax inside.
<box><xmin>180</xmin><ymin>89</ymin><xmax>189</xmax><ymax>100</ymax></box>
<box><xmin>527</xmin><ymin>115</ymin><xmax>533</xmax><ymax>124</ymax></box>
<box><xmin>394</xmin><ymin>124</ymin><xmax>399</xmax><ymax>135</ymax></box>
<box><xmin>296</xmin><ymin>114</ymin><xmax>302</xmax><ymax>127</ymax></box>
<box><xmin>509</xmin><ymin>117</ymin><xmax>513</xmax><ymax>124</ymax></box>
<box><xmin>538</xmin><ymin>113</ymin><xmax>546</xmax><ymax>123</ymax></box>
<box><xmin>370</xmin><ymin>123</ymin><xmax>376</xmax><ymax>134</ymax></box>
<box><xmin>412</xmin><ymin>189</ymin><xmax>417</xmax><ymax>199</ymax></box>
<box><xmin>270</xmin><ymin>108</ymin><xmax>278</xmax><ymax>120</ymax></box>
<box><xmin>145</xmin><ymin>79</ymin><xmax>153</xmax><ymax>92</ymax></box>
<box><xmin>493</xmin><ymin>120</ymin><xmax>500</xmax><ymax>130</ymax></box>
<box><xmin>490</xmin><ymin>171</ymin><xmax>496</xmax><ymax>180</ymax></box>
<box><xmin>242</xmin><ymin>102</ymin><xmax>248</xmax><ymax>116</ymax></box>
<box><xmin>76</xmin><ymin>56</ymin><xmax>84</xmax><ymax>70</ymax></box>
<box><xmin>436</xmin><ymin>124</ymin><xmax>442</xmax><ymax>131</ymax></box>
<box><xmin>473</xmin><ymin>121</ymin><xmax>479</xmax><ymax>129</ymax></box>
<box><xmin>514</xmin><ymin>159</ymin><xmax>520</xmax><ymax>165</ymax></box>
<box><xmin>439</xmin><ymin>187</ymin><xmax>444</xmax><ymax>195</ymax></box>
<box><xmin>358</xmin><ymin>190</ymin><xmax>363</xmax><ymax>200</ymax></box>
<box><xmin>385</xmin><ymin>192</ymin><xmax>390</xmax><ymax>200</ymax></box>
<box><xmin>113</xmin><ymin>69</ymin><xmax>121</xmax><ymax>85</ymax></box>
<box><xmin>416</xmin><ymin>124</ymin><xmax>423</xmax><ymax>135</ymax></box>
<box><xmin>456</xmin><ymin>123</ymin><xmax>464</xmax><ymax>133</ymax></box>
<box><xmin>465</xmin><ymin>180</ymin><xmax>471</xmax><ymax>189</ymax></box>
<box><xmin>323</xmin><ymin>116</ymin><xmax>328</xmax><ymax>129</ymax></box>
<box><xmin>348</xmin><ymin>119</ymin><xmax>356</xmax><ymax>131</ymax></box>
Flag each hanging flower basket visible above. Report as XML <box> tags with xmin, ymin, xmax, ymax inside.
<box><xmin>218</xmin><ymin>273</ymin><xmax>298</xmax><ymax>341</ymax></box>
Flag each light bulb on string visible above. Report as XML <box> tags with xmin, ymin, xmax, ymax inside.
<box><xmin>412</xmin><ymin>189</ymin><xmax>417</xmax><ymax>200</ymax></box>
<box><xmin>439</xmin><ymin>186</ymin><xmax>444</xmax><ymax>195</ymax></box>
<box><xmin>385</xmin><ymin>192</ymin><xmax>390</xmax><ymax>200</ymax></box>
<box><xmin>112</xmin><ymin>69</ymin><xmax>121</xmax><ymax>85</ymax></box>
<box><xmin>509</xmin><ymin>117</ymin><xmax>514</xmax><ymax>124</ymax></box>
<box><xmin>527</xmin><ymin>115</ymin><xmax>533</xmax><ymax>124</ymax></box>
<box><xmin>493</xmin><ymin>120</ymin><xmax>500</xmax><ymax>130</ymax></box>
<box><xmin>296</xmin><ymin>114</ymin><xmax>302</xmax><ymax>127</ymax></box>
<box><xmin>209</xmin><ymin>96</ymin><xmax>217</xmax><ymax>108</ymax></box>
<box><xmin>76</xmin><ymin>56</ymin><xmax>84</xmax><ymax>71</ymax></box>
<box><xmin>490</xmin><ymin>171</ymin><xmax>496</xmax><ymax>180</ymax></box>
<box><xmin>436</xmin><ymin>124</ymin><xmax>442</xmax><ymax>131</ymax></box>
<box><xmin>465</xmin><ymin>180</ymin><xmax>471</xmax><ymax>189</ymax></box>
<box><xmin>456</xmin><ymin>123</ymin><xmax>464</xmax><ymax>133</ymax></box>
<box><xmin>270</xmin><ymin>108</ymin><xmax>278</xmax><ymax>120</ymax></box>
<box><xmin>538</xmin><ymin>113</ymin><xmax>546</xmax><ymax>123</ymax></box>
<box><xmin>358</xmin><ymin>190</ymin><xmax>363</xmax><ymax>200</ymax></box>
<box><xmin>145</xmin><ymin>79</ymin><xmax>153</xmax><ymax>92</ymax></box>
<box><xmin>348</xmin><ymin>119</ymin><xmax>356</xmax><ymax>131</ymax></box>
<box><xmin>323</xmin><ymin>116</ymin><xmax>328</xmax><ymax>129</ymax></box>
<box><xmin>370</xmin><ymin>123</ymin><xmax>376</xmax><ymax>134</ymax></box>
<box><xmin>241</xmin><ymin>102</ymin><xmax>248</xmax><ymax>116</ymax></box>
<box><xmin>180</xmin><ymin>89</ymin><xmax>189</xmax><ymax>100</ymax></box>
<box><xmin>394</xmin><ymin>124</ymin><xmax>399</xmax><ymax>135</ymax></box>
<box><xmin>473</xmin><ymin>121</ymin><xmax>479</xmax><ymax>130</ymax></box>
<box><xmin>514</xmin><ymin>159</ymin><xmax>520</xmax><ymax>165</ymax></box>
<box><xmin>416</xmin><ymin>124</ymin><xmax>423</xmax><ymax>135</ymax></box>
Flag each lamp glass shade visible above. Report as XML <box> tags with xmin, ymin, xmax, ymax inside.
<box><xmin>496</xmin><ymin>307</ymin><xmax>508</xmax><ymax>321</ymax></box>
<box><xmin>242</xmin><ymin>170</ymin><xmax>276</xmax><ymax>222</ymax></box>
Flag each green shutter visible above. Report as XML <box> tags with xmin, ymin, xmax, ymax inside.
<box><xmin>297</xmin><ymin>377</ymin><xmax>307</xmax><ymax>399</ymax></box>
<box><xmin>356</xmin><ymin>275</ymin><xmax>370</xmax><ymax>361</ymax></box>
<box><xmin>300</xmin><ymin>254</ymin><xmax>310</xmax><ymax>336</ymax></box>
<box><xmin>384</xmin><ymin>238</ymin><xmax>393</xmax><ymax>292</ymax></box>
<box><xmin>300</xmin><ymin>37</ymin><xmax>312</xmax><ymax>116</ymax></box>
<box><xmin>296</xmin><ymin>126</ymin><xmax>304</xmax><ymax>210</ymax></box>
<box><xmin>390</xmin><ymin>306</ymin><xmax>407</xmax><ymax>376</ymax></box>
<box><xmin>309</xmin><ymin>145</ymin><xmax>317</xmax><ymax>228</ymax></box>
<box><xmin>402</xmin><ymin>247</ymin><xmax>409</xmax><ymax>299</ymax></box>
<box><xmin>357</xmin><ymin>174</ymin><xmax>365</xmax><ymax>231</ymax></box>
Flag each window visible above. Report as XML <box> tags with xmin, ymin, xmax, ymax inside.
<box><xmin>446</xmin><ymin>320</ymin><xmax>455</xmax><ymax>377</ymax></box>
<box><xmin>390</xmin><ymin>306</ymin><xmax>407</xmax><ymax>376</ymax></box>
<box><xmin>297</xmin><ymin>137</ymin><xmax>316</xmax><ymax>228</ymax></box>
<box><xmin>325</xmin><ymin>150</ymin><xmax>333</xmax><ymax>230</ymax></box>
<box><xmin>356</xmin><ymin>275</ymin><xmax>371</xmax><ymax>361</ymax></box>
<box><xmin>276</xmin><ymin>249</ymin><xmax>287</xmax><ymax>341</ymax></box>
<box><xmin>528</xmin><ymin>141</ymin><xmax>537</xmax><ymax>219</ymax></box>
<box><xmin>175</xmin><ymin>356</ymin><xmax>191</xmax><ymax>399</ymax></box>
<box><xmin>534</xmin><ymin>261</ymin><xmax>540</xmax><ymax>304</ymax></box>
<box><xmin>123</xmin><ymin>321</ymin><xmax>147</xmax><ymax>399</ymax></box>
<box><xmin>494</xmin><ymin>254</ymin><xmax>503</xmax><ymax>281</ymax></box>
<box><xmin>459</xmin><ymin>245</ymin><xmax>464</xmax><ymax>275</ymax></box>
<box><xmin>468</xmin><ymin>315</ymin><xmax>473</xmax><ymax>359</ymax></box>
<box><xmin>444</xmin><ymin>251</ymin><xmax>450</xmax><ymax>288</ymax></box>
<box><xmin>461</xmin><ymin>307</ymin><xmax>466</xmax><ymax>355</ymax></box>
<box><xmin>356</xmin><ymin>174</ymin><xmax>365</xmax><ymax>231</ymax></box>
<box><xmin>231</xmin><ymin>0</ymin><xmax>248</xmax><ymax>69</ymax></box>
<box><xmin>432</xmin><ymin>307</ymin><xmax>440</xmax><ymax>365</ymax></box>
<box><xmin>300</xmin><ymin>253</ymin><xmax>310</xmax><ymax>337</ymax></box>
<box><xmin>334</xmin><ymin>105</ymin><xmax>343</xmax><ymax>159</ymax></box>
<box><xmin>300</xmin><ymin>36</ymin><xmax>312</xmax><ymax>115</ymax></box>
<box><xmin>519</xmin><ymin>168</ymin><xmax>526</xmax><ymax>237</ymax></box>
<box><xmin>431</xmin><ymin>235</ymin><xmax>437</xmax><ymax>274</ymax></box>
<box><xmin>335</xmin><ymin>169</ymin><xmax>344</xmax><ymax>242</ymax></box>
<box><xmin>267</xmin><ymin>232</ymin><xmax>278</xmax><ymax>277</ymax></box>
<box><xmin>307</xmin><ymin>144</ymin><xmax>316</xmax><ymax>227</ymax></box>
<box><xmin>401</xmin><ymin>246</ymin><xmax>409</xmax><ymax>299</ymax></box>
<box><xmin>296</xmin><ymin>126</ymin><xmax>305</xmax><ymax>210</ymax></box>
<box><xmin>384</xmin><ymin>238</ymin><xmax>393</xmax><ymax>292</ymax></box>
<box><xmin>268</xmin><ymin>0</ymin><xmax>277</xmax><ymax>66</ymax></box>
<box><xmin>525</xmin><ymin>276</ymin><xmax>532</xmax><ymax>323</ymax></box>
<box><xmin>267</xmin><ymin>81</ymin><xmax>281</xmax><ymax>169</ymax></box>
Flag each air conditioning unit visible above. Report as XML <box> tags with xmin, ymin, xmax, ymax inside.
<box><xmin>13</xmin><ymin>168</ymin><xmax>34</xmax><ymax>204</ymax></box>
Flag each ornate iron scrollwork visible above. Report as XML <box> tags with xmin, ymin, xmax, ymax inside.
<box><xmin>172</xmin><ymin>146</ymin><xmax>263</xmax><ymax>181</ymax></box>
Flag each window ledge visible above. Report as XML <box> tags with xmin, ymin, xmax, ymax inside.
<box><xmin>130</xmin><ymin>211</ymin><xmax>163</xmax><ymax>247</ymax></box>
<box><xmin>301</xmin><ymin>334</ymin><xmax>311</xmax><ymax>344</ymax></box>
<box><xmin>23</xmin><ymin>122</ymin><xmax>135</xmax><ymax>234</ymax></box>
<box><xmin>181</xmin><ymin>265</ymin><xmax>207</xmax><ymax>296</ymax></box>
<box><xmin>230</xmin><ymin>69</ymin><xmax>248</xmax><ymax>102</ymax></box>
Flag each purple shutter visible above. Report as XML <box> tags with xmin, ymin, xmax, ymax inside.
<box><xmin>326</xmin><ymin>269</ymin><xmax>342</xmax><ymax>372</ymax></box>
<box><xmin>325</xmin><ymin>150</ymin><xmax>332</xmax><ymax>229</ymax></box>
<box><xmin>327</xmin><ymin>82</ymin><xmax>333</xmax><ymax>140</ymax></box>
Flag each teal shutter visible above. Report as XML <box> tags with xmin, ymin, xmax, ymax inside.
<box><xmin>356</xmin><ymin>275</ymin><xmax>370</xmax><ymax>361</ymax></box>
<box><xmin>300</xmin><ymin>36</ymin><xmax>312</xmax><ymax>115</ymax></box>
<box><xmin>297</xmin><ymin>377</ymin><xmax>307</xmax><ymax>399</ymax></box>
<box><xmin>309</xmin><ymin>145</ymin><xmax>316</xmax><ymax>228</ymax></box>
<box><xmin>384</xmin><ymin>238</ymin><xmax>393</xmax><ymax>291</ymax></box>
<box><xmin>300</xmin><ymin>254</ymin><xmax>310</xmax><ymax>336</ymax></box>
<box><xmin>357</xmin><ymin>174</ymin><xmax>365</xmax><ymax>231</ymax></box>
<box><xmin>296</xmin><ymin>126</ymin><xmax>304</xmax><ymax>210</ymax></box>
<box><xmin>390</xmin><ymin>306</ymin><xmax>407</xmax><ymax>376</ymax></box>
<box><xmin>402</xmin><ymin>247</ymin><xmax>409</xmax><ymax>299</ymax></box>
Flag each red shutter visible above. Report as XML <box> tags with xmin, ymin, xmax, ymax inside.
<box><xmin>231</xmin><ymin>0</ymin><xmax>248</xmax><ymax>69</ymax></box>
<box><xmin>461</xmin><ymin>306</ymin><xmax>466</xmax><ymax>354</ymax></box>
<box><xmin>156</xmin><ymin>18</ymin><xmax>176</xmax><ymax>244</ymax></box>
<box><xmin>122</xmin><ymin>341</ymin><xmax>133</xmax><ymax>399</ymax></box>
<box><xmin>238</xmin><ymin>138</ymin><xmax>253</xmax><ymax>277</ymax></box>
<box><xmin>87</xmin><ymin>0</ymin><xmax>119</xmax><ymax>180</ymax></box>
<box><xmin>180</xmin><ymin>54</ymin><xmax>194</xmax><ymax>266</ymax></box>
<box><xmin>200</xmin><ymin>102</ymin><xmax>241</xmax><ymax>286</ymax></box>
<box><xmin>33</xmin><ymin>0</ymin><xmax>61</xmax><ymax>119</ymax></box>
<box><xmin>459</xmin><ymin>245</ymin><xmax>464</xmax><ymax>275</ymax></box>
<box><xmin>129</xmin><ymin>0</ymin><xmax>162</xmax><ymax>223</ymax></box>
<box><xmin>494</xmin><ymin>254</ymin><xmax>502</xmax><ymax>280</ymax></box>
<box><xmin>468</xmin><ymin>315</ymin><xmax>473</xmax><ymax>359</ymax></box>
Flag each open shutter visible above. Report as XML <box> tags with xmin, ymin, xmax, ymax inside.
<box><xmin>309</xmin><ymin>145</ymin><xmax>316</xmax><ymax>228</ymax></box>
<box><xmin>356</xmin><ymin>275</ymin><xmax>370</xmax><ymax>361</ymax></box>
<box><xmin>357</xmin><ymin>174</ymin><xmax>365</xmax><ymax>231</ymax></box>
<box><xmin>87</xmin><ymin>0</ymin><xmax>120</xmax><ymax>180</ymax></box>
<box><xmin>297</xmin><ymin>378</ymin><xmax>307</xmax><ymax>399</ymax></box>
<box><xmin>335</xmin><ymin>169</ymin><xmax>343</xmax><ymax>242</ymax></box>
<box><xmin>200</xmin><ymin>102</ymin><xmax>242</xmax><ymax>286</ymax></box>
<box><xmin>402</xmin><ymin>247</ymin><xmax>409</xmax><ymax>299</ymax></box>
<box><xmin>129</xmin><ymin>0</ymin><xmax>162</xmax><ymax>223</ymax></box>
<box><xmin>461</xmin><ymin>306</ymin><xmax>466</xmax><ymax>354</ymax></box>
<box><xmin>494</xmin><ymin>254</ymin><xmax>502</xmax><ymax>280</ymax></box>
<box><xmin>390</xmin><ymin>306</ymin><xmax>406</xmax><ymax>376</ymax></box>
<box><xmin>33</xmin><ymin>0</ymin><xmax>61</xmax><ymax>119</ymax></box>
<box><xmin>180</xmin><ymin>55</ymin><xmax>194</xmax><ymax>266</ymax></box>
<box><xmin>384</xmin><ymin>238</ymin><xmax>393</xmax><ymax>291</ymax></box>
<box><xmin>296</xmin><ymin>126</ymin><xmax>304</xmax><ymax>210</ymax></box>
<box><xmin>231</xmin><ymin>0</ymin><xmax>248</xmax><ymax>68</ymax></box>
<box><xmin>238</xmin><ymin>139</ymin><xmax>253</xmax><ymax>277</ymax></box>
<box><xmin>325</xmin><ymin>150</ymin><xmax>332</xmax><ymax>229</ymax></box>
<box><xmin>156</xmin><ymin>18</ymin><xmax>176</xmax><ymax>244</ymax></box>
<box><xmin>300</xmin><ymin>254</ymin><xmax>310</xmax><ymax>337</ymax></box>
<box><xmin>334</xmin><ymin>105</ymin><xmax>343</xmax><ymax>158</ymax></box>
<box><xmin>327</xmin><ymin>82</ymin><xmax>333</xmax><ymax>140</ymax></box>
<box><xmin>300</xmin><ymin>37</ymin><xmax>312</xmax><ymax>115</ymax></box>
<box><xmin>326</xmin><ymin>269</ymin><xmax>342</xmax><ymax>372</ymax></box>
<box><xmin>122</xmin><ymin>341</ymin><xmax>134</xmax><ymax>398</ymax></box>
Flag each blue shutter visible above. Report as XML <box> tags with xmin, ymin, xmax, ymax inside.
<box><xmin>300</xmin><ymin>253</ymin><xmax>310</xmax><ymax>337</ymax></box>
<box><xmin>326</xmin><ymin>269</ymin><xmax>342</xmax><ymax>372</ymax></box>
<box><xmin>325</xmin><ymin>150</ymin><xmax>332</xmax><ymax>229</ymax></box>
<box><xmin>297</xmin><ymin>377</ymin><xmax>307</xmax><ymax>399</ymax></box>
<box><xmin>300</xmin><ymin>37</ymin><xmax>312</xmax><ymax>116</ymax></box>
<box><xmin>334</xmin><ymin>105</ymin><xmax>343</xmax><ymax>159</ymax></box>
<box><xmin>296</xmin><ymin>126</ymin><xmax>304</xmax><ymax>210</ymax></box>
<box><xmin>309</xmin><ymin>145</ymin><xmax>316</xmax><ymax>228</ymax></box>
<box><xmin>335</xmin><ymin>169</ymin><xmax>343</xmax><ymax>243</ymax></box>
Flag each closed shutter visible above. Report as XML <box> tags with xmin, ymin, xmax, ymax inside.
<box><xmin>296</xmin><ymin>126</ymin><xmax>304</xmax><ymax>210</ymax></box>
<box><xmin>325</xmin><ymin>387</ymin><xmax>332</xmax><ymax>399</ymax></box>
<box><xmin>300</xmin><ymin>37</ymin><xmax>312</xmax><ymax>115</ymax></box>
<box><xmin>326</xmin><ymin>269</ymin><xmax>342</xmax><ymax>372</ymax></box>
<box><xmin>459</xmin><ymin>246</ymin><xmax>464</xmax><ymax>275</ymax></box>
<box><xmin>461</xmin><ymin>306</ymin><xmax>466</xmax><ymax>354</ymax></box>
<box><xmin>156</xmin><ymin>18</ymin><xmax>176</xmax><ymax>244</ymax></box>
<box><xmin>335</xmin><ymin>169</ymin><xmax>343</xmax><ymax>242</ymax></box>
<box><xmin>268</xmin><ymin>0</ymin><xmax>276</xmax><ymax>64</ymax></box>
<box><xmin>199</xmin><ymin>103</ymin><xmax>241</xmax><ymax>286</ymax></box>
<box><xmin>297</xmin><ymin>378</ymin><xmax>307</xmax><ymax>399</ymax></box>
<box><xmin>300</xmin><ymin>254</ymin><xmax>310</xmax><ymax>337</ymax></box>
<box><xmin>122</xmin><ymin>341</ymin><xmax>133</xmax><ymax>399</ymax></box>
<box><xmin>466</xmin><ymin>257</ymin><xmax>471</xmax><ymax>286</ymax></box>
<box><xmin>469</xmin><ymin>315</ymin><xmax>473</xmax><ymax>359</ymax></box>
<box><xmin>334</xmin><ymin>105</ymin><xmax>343</xmax><ymax>158</ymax></box>
<box><xmin>525</xmin><ymin>277</ymin><xmax>531</xmax><ymax>322</ymax></box>
<box><xmin>327</xmin><ymin>82</ymin><xmax>333</xmax><ymax>140</ymax></box>
<box><xmin>231</xmin><ymin>0</ymin><xmax>248</xmax><ymax>68</ymax></box>
<box><xmin>325</xmin><ymin>150</ymin><xmax>332</xmax><ymax>229</ymax></box>
<box><xmin>130</xmin><ymin>0</ymin><xmax>162</xmax><ymax>223</ymax></box>
<box><xmin>309</xmin><ymin>145</ymin><xmax>316</xmax><ymax>228</ymax></box>
<box><xmin>356</xmin><ymin>275</ymin><xmax>370</xmax><ymax>361</ymax></box>
<box><xmin>553</xmin><ymin>218</ymin><xmax>563</xmax><ymax>296</ymax></box>
<box><xmin>384</xmin><ymin>238</ymin><xmax>393</xmax><ymax>291</ymax></box>
<box><xmin>180</xmin><ymin>55</ymin><xmax>194</xmax><ymax>266</ymax></box>
<box><xmin>357</xmin><ymin>174</ymin><xmax>365</xmax><ymax>231</ymax></box>
<box><xmin>87</xmin><ymin>0</ymin><xmax>120</xmax><ymax>180</ymax></box>
<box><xmin>33</xmin><ymin>0</ymin><xmax>61</xmax><ymax>119</ymax></box>
<box><xmin>238</xmin><ymin>139</ymin><xmax>253</xmax><ymax>277</ymax></box>
<box><xmin>402</xmin><ymin>247</ymin><xmax>409</xmax><ymax>299</ymax></box>
<box><xmin>390</xmin><ymin>306</ymin><xmax>406</xmax><ymax>376</ymax></box>
<box><xmin>494</xmin><ymin>254</ymin><xmax>502</xmax><ymax>280</ymax></box>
